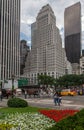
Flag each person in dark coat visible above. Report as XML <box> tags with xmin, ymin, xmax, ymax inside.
<box><xmin>58</xmin><ymin>92</ymin><xmax>62</xmax><ymax>106</ymax></box>
<box><xmin>53</xmin><ymin>92</ymin><xmax>59</xmax><ymax>105</ymax></box>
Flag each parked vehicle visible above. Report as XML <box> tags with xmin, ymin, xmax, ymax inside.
<box><xmin>60</xmin><ymin>89</ymin><xmax>77</xmax><ymax>96</ymax></box>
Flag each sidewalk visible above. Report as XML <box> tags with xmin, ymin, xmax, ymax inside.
<box><xmin>0</xmin><ymin>99</ymin><xmax>7</xmax><ymax>107</ymax></box>
<box><xmin>0</xmin><ymin>98</ymin><xmax>84</xmax><ymax>110</ymax></box>
<box><xmin>26</xmin><ymin>98</ymin><xmax>84</xmax><ymax>110</ymax></box>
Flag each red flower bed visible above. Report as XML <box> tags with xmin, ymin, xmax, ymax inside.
<box><xmin>39</xmin><ymin>109</ymin><xmax>79</xmax><ymax>122</ymax></box>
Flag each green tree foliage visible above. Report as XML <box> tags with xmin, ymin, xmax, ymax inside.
<box><xmin>38</xmin><ymin>74</ymin><xmax>55</xmax><ymax>86</ymax></box>
<box><xmin>56</xmin><ymin>74</ymin><xmax>84</xmax><ymax>87</ymax></box>
<box><xmin>38</xmin><ymin>74</ymin><xmax>84</xmax><ymax>89</ymax></box>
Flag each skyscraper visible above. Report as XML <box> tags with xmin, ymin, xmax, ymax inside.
<box><xmin>0</xmin><ymin>0</ymin><xmax>20</xmax><ymax>80</ymax></box>
<box><xmin>64</xmin><ymin>2</ymin><xmax>81</xmax><ymax>64</ymax></box>
<box><xmin>24</xmin><ymin>4</ymin><xmax>65</xmax><ymax>84</ymax></box>
<box><xmin>20</xmin><ymin>40</ymin><xmax>30</xmax><ymax>75</ymax></box>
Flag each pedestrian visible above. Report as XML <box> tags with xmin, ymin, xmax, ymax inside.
<box><xmin>53</xmin><ymin>92</ymin><xmax>59</xmax><ymax>106</ymax></box>
<box><xmin>24</xmin><ymin>90</ymin><xmax>27</xmax><ymax>99</ymax></box>
<box><xmin>58</xmin><ymin>92</ymin><xmax>62</xmax><ymax>106</ymax></box>
<box><xmin>0</xmin><ymin>90</ymin><xmax>2</xmax><ymax>101</ymax></box>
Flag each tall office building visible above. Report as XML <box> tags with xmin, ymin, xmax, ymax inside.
<box><xmin>0</xmin><ymin>0</ymin><xmax>20</xmax><ymax>80</ymax></box>
<box><xmin>20</xmin><ymin>40</ymin><xmax>30</xmax><ymax>75</ymax></box>
<box><xmin>24</xmin><ymin>4</ymin><xmax>65</xmax><ymax>85</ymax></box>
<box><xmin>82</xmin><ymin>50</ymin><xmax>84</xmax><ymax>56</ymax></box>
<box><xmin>64</xmin><ymin>2</ymin><xmax>81</xmax><ymax>64</ymax></box>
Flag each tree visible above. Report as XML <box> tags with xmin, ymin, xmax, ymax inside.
<box><xmin>38</xmin><ymin>74</ymin><xmax>55</xmax><ymax>87</ymax></box>
<box><xmin>55</xmin><ymin>74</ymin><xmax>83</xmax><ymax>88</ymax></box>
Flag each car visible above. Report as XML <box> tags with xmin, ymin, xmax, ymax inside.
<box><xmin>60</xmin><ymin>89</ymin><xmax>77</xmax><ymax>96</ymax></box>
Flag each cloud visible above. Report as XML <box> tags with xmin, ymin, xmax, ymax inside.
<box><xmin>82</xmin><ymin>15</ymin><xmax>84</xmax><ymax>31</ymax></box>
<box><xmin>21</xmin><ymin>0</ymin><xmax>84</xmax><ymax>48</ymax></box>
<box><xmin>82</xmin><ymin>31</ymin><xmax>84</xmax><ymax>49</ymax></box>
<box><xmin>21</xmin><ymin>0</ymin><xmax>49</xmax><ymax>23</ymax></box>
<box><xmin>20</xmin><ymin>23</ymin><xmax>31</xmax><ymax>38</ymax></box>
<box><xmin>20</xmin><ymin>32</ymin><xmax>31</xmax><ymax>47</ymax></box>
<box><xmin>20</xmin><ymin>32</ymin><xmax>29</xmax><ymax>41</ymax></box>
<box><xmin>60</xmin><ymin>27</ymin><xmax>64</xmax><ymax>47</ymax></box>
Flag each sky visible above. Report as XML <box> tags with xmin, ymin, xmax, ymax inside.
<box><xmin>20</xmin><ymin>0</ymin><xmax>84</xmax><ymax>49</ymax></box>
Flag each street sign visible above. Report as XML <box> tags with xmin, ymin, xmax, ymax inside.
<box><xmin>18</xmin><ymin>78</ymin><xmax>28</xmax><ymax>88</ymax></box>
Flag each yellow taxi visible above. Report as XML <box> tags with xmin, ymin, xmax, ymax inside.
<box><xmin>60</xmin><ymin>89</ymin><xmax>77</xmax><ymax>96</ymax></box>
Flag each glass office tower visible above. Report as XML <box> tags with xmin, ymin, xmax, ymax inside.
<box><xmin>64</xmin><ymin>2</ymin><xmax>81</xmax><ymax>63</ymax></box>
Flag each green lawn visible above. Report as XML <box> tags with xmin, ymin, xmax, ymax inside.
<box><xmin>0</xmin><ymin>106</ymin><xmax>45</xmax><ymax>114</ymax></box>
<box><xmin>0</xmin><ymin>106</ymin><xmax>48</xmax><ymax>120</ymax></box>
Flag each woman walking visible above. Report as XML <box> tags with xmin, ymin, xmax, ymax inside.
<box><xmin>53</xmin><ymin>92</ymin><xmax>59</xmax><ymax>106</ymax></box>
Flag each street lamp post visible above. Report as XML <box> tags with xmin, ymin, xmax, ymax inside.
<box><xmin>12</xmin><ymin>74</ymin><xmax>15</xmax><ymax>98</ymax></box>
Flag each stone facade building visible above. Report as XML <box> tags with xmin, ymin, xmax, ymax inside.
<box><xmin>0</xmin><ymin>0</ymin><xmax>20</xmax><ymax>80</ymax></box>
<box><xmin>20</xmin><ymin>40</ymin><xmax>30</xmax><ymax>75</ymax></box>
<box><xmin>24</xmin><ymin>4</ymin><xmax>65</xmax><ymax>85</ymax></box>
<box><xmin>80</xmin><ymin>56</ymin><xmax>84</xmax><ymax>74</ymax></box>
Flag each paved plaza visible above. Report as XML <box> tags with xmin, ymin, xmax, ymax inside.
<box><xmin>26</xmin><ymin>98</ymin><xmax>84</xmax><ymax>110</ymax></box>
<box><xmin>0</xmin><ymin>97</ymin><xmax>84</xmax><ymax>110</ymax></box>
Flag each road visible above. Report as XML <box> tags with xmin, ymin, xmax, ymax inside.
<box><xmin>62</xmin><ymin>95</ymin><xmax>84</xmax><ymax>105</ymax></box>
